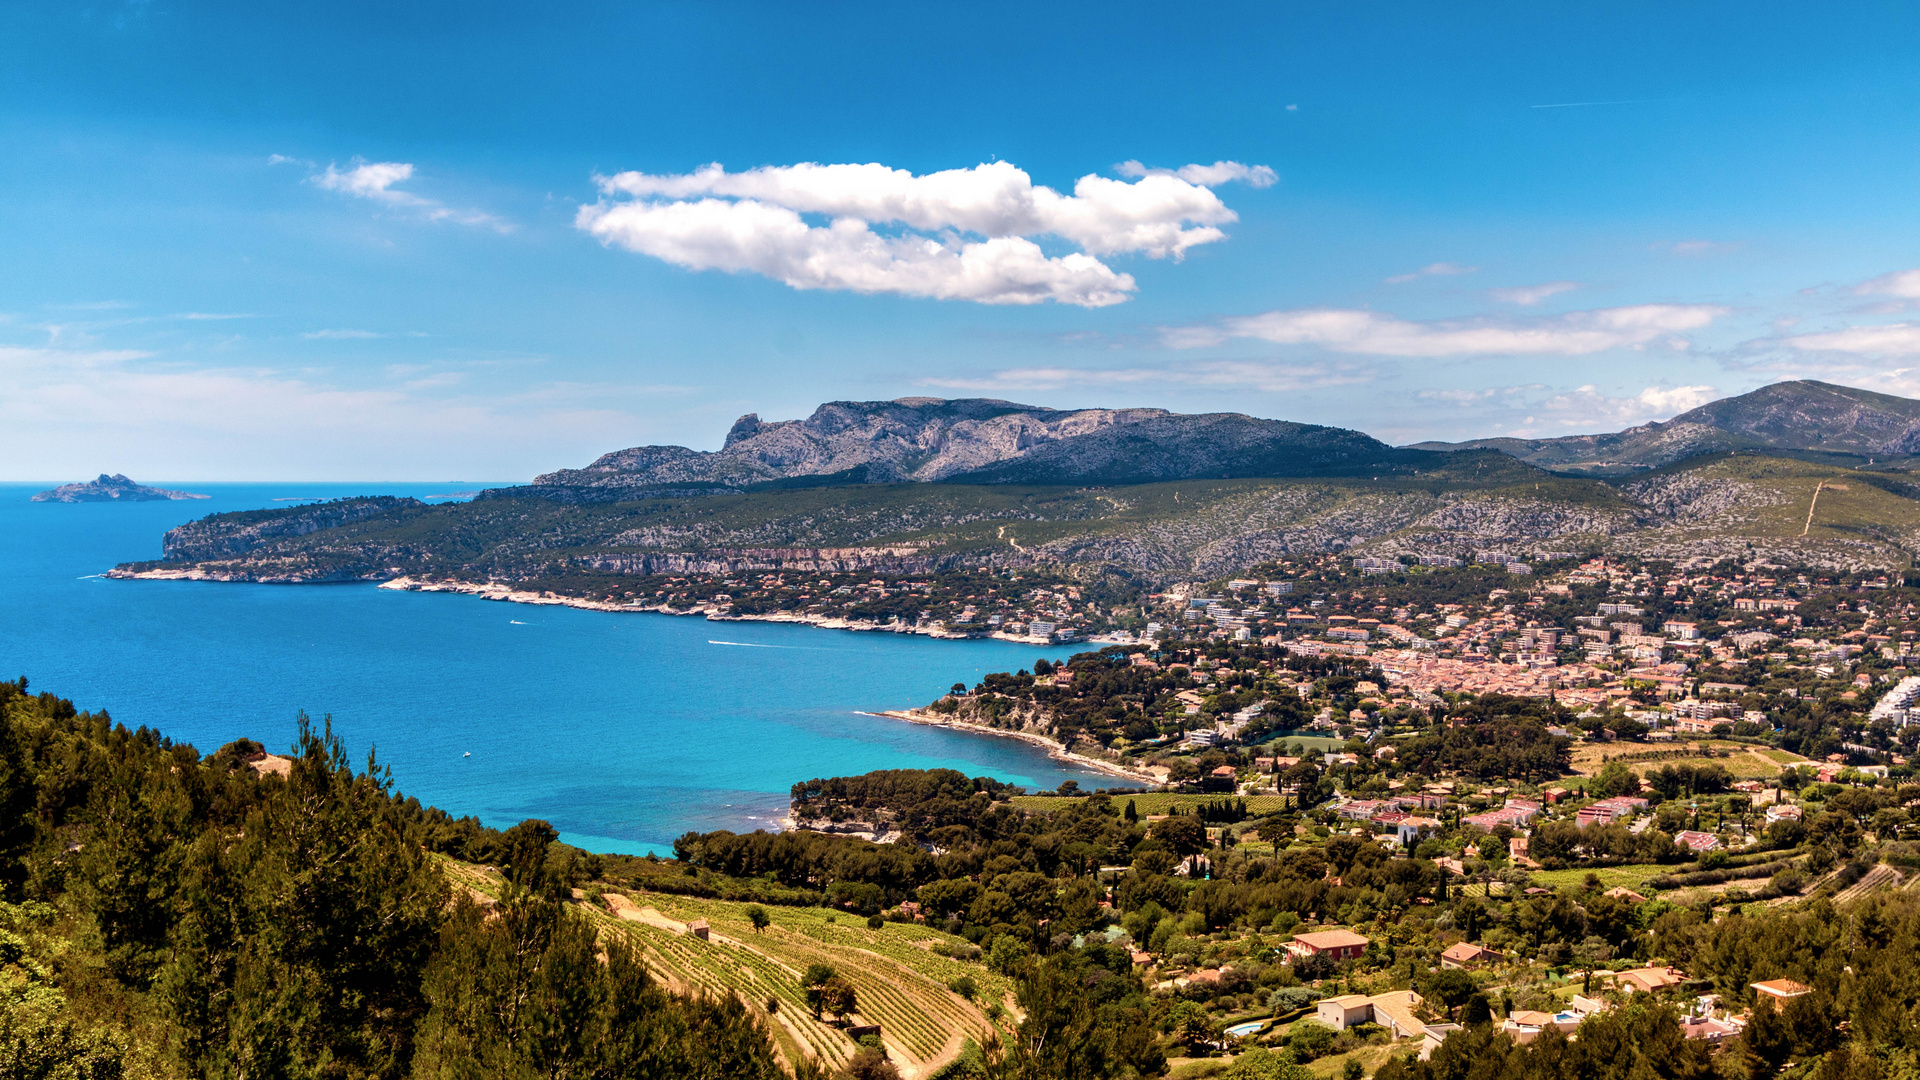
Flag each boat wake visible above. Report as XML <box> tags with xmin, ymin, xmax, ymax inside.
<box><xmin>708</xmin><ymin>640</ymin><xmax>791</xmax><ymax>648</ymax></box>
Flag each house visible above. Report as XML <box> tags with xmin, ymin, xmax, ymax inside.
<box><xmin>688</xmin><ymin>919</ymin><xmax>710</xmax><ymax>941</ymax></box>
<box><xmin>1751</xmin><ymin>979</ymin><xmax>1812</xmax><ymax>1009</ymax></box>
<box><xmin>1317</xmin><ymin>990</ymin><xmax>1426</xmax><ymax>1038</ymax></box>
<box><xmin>1439</xmin><ymin>942</ymin><xmax>1503</xmax><ymax>969</ymax></box>
<box><xmin>1462</xmin><ymin>807</ymin><xmax>1533</xmax><ymax>831</ymax></box>
<box><xmin>1419</xmin><ymin>1023</ymin><xmax>1462</xmax><ymax>1060</ymax></box>
<box><xmin>1397</xmin><ymin>816</ymin><xmax>1443</xmax><ymax>845</ymax></box>
<box><xmin>1337</xmin><ymin>799</ymin><xmax>1384</xmax><ymax>821</ymax></box>
<box><xmin>1675</xmin><ymin>830</ymin><xmax>1720</xmax><ymax>853</ymax></box>
<box><xmin>1680</xmin><ymin>1015</ymin><xmax>1741</xmax><ymax>1044</ymax></box>
<box><xmin>1503</xmin><ymin>798</ymin><xmax>1543</xmax><ymax>822</ymax></box>
<box><xmin>1578</xmin><ymin>796</ymin><xmax>1650</xmax><ymax>827</ymax></box>
<box><xmin>1604</xmin><ymin>886</ymin><xmax>1649</xmax><ymax>904</ymax></box>
<box><xmin>1765</xmin><ymin>804</ymin><xmax>1803</xmax><ymax>824</ymax></box>
<box><xmin>1503</xmin><ymin>1010</ymin><xmax>1579</xmax><ymax>1043</ymax></box>
<box><xmin>1613</xmin><ymin>966</ymin><xmax>1687</xmax><ymax>994</ymax></box>
<box><xmin>1287</xmin><ymin>928</ymin><xmax>1370</xmax><ymax>963</ymax></box>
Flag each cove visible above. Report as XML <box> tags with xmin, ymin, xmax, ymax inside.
<box><xmin>0</xmin><ymin>483</ymin><xmax>1118</xmax><ymax>854</ymax></box>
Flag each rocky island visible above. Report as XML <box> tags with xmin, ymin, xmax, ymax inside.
<box><xmin>32</xmin><ymin>473</ymin><xmax>210</xmax><ymax>503</ymax></box>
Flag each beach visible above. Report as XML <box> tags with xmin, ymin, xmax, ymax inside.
<box><xmin>870</xmin><ymin>708</ymin><xmax>1162</xmax><ymax>786</ymax></box>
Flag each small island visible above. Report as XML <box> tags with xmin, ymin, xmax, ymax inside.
<box><xmin>31</xmin><ymin>473</ymin><xmax>210</xmax><ymax>503</ymax></box>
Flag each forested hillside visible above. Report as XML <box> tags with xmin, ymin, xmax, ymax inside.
<box><xmin>0</xmin><ymin>677</ymin><xmax>779</xmax><ymax>1079</ymax></box>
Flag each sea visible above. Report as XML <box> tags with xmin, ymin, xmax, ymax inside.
<box><xmin>0</xmin><ymin>482</ymin><xmax>1129</xmax><ymax>855</ymax></box>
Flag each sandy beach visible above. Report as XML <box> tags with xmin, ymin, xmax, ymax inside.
<box><xmin>870</xmin><ymin>708</ymin><xmax>1161</xmax><ymax>786</ymax></box>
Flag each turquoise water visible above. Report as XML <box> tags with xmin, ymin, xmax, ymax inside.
<box><xmin>0</xmin><ymin>483</ymin><xmax>1117</xmax><ymax>854</ymax></box>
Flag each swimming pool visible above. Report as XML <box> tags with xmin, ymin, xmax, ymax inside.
<box><xmin>1225</xmin><ymin>1021</ymin><xmax>1266</xmax><ymax>1038</ymax></box>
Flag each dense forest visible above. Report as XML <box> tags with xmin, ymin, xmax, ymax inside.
<box><xmin>0</xmin><ymin>677</ymin><xmax>781</xmax><ymax>1079</ymax></box>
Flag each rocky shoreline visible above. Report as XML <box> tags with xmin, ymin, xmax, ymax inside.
<box><xmin>870</xmin><ymin>708</ymin><xmax>1162</xmax><ymax>786</ymax></box>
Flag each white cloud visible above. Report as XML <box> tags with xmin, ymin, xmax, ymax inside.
<box><xmin>1530</xmin><ymin>383</ymin><xmax>1717</xmax><ymax>431</ymax></box>
<box><xmin>1856</xmin><ymin>270</ymin><xmax>1920</xmax><ymax>300</ymax></box>
<box><xmin>1780</xmin><ymin>323</ymin><xmax>1920</xmax><ymax>356</ymax></box>
<box><xmin>310</xmin><ymin>159</ymin><xmax>509</xmax><ymax>231</ymax></box>
<box><xmin>918</xmin><ymin>359</ymin><xmax>1374</xmax><ymax>394</ymax></box>
<box><xmin>303</xmin><ymin>328</ymin><xmax>383</xmax><ymax>340</ymax></box>
<box><xmin>576</xmin><ymin>159</ymin><xmax>1266</xmax><ymax>306</ymax></box>
<box><xmin>1489</xmin><ymin>281</ymin><xmax>1578</xmax><ymax>305</ymax></box>
<box><xmin>1166</xmin><ymin>303</ymin><xmax>1726</xmax><ymax>357</ymax></box>
<box><xmin>1114</xmin><ymin>160</ymin><xmax>1277</xmax><ymax>188</ymax></box>
<box><xmin>1385</xmin><ymin>262</ymin><xmax>1477</xmax><ymax>285</ymax></box>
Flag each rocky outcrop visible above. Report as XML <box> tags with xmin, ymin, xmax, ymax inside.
<box><xmin>530</xmin><ymin>397</ymin><xmax>1170</xmax><ymax>496</ymax></box>
<box><xmin>942</xmin><ymin>413</ymin><xmax>1434</xmax><ymax>485</ymax></box>
<box><xmin>32</xmin><ymin>474</ymin><xmax>209</xmax><ymax>503</ymax></box>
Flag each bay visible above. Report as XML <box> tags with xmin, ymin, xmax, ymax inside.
<box><xmin>0</xmin><ymin>482</ymin><xmax>1121</xmax><ymax>854</ymax></box>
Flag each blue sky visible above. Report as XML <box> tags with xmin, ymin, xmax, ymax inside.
<box><xmin>8</xmin><ymin>1</ymin><xmax>1920</xmax><ymax>479</ymax></box>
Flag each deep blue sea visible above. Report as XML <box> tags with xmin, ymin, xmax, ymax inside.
<box><xmin>0</xmin><ymin>482</ymin><xmax>1118</xmax><ymax>855</ymax></box>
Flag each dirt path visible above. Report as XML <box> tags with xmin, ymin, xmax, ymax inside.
<box><xmin>600</xmin><ymin>893</ymin><xmax>692</xmax><ymax>933</ymax></box>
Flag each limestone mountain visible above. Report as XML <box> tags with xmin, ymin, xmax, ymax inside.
<box><xmin>1412</xmin><ymin>380</ymin><xmax>1920</xmax><ymax>473</ymax></box>
<box><xmin>528</xmin><ymin>398</ymin><xmax>1169</xmax><ymax>498</ymax></box>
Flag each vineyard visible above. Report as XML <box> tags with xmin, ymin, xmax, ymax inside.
<box><xmin>594</xmin><ymin>891</ymin><xmax>1016</xmax><ymax>1078</ymax></box>
<box><xmin>436</xmin><ymin>858</ymin><xmax>1014</xmax><ymax>1077</ymax></box>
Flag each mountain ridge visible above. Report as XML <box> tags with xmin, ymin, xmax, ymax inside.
<box><xmin>1409</xmin><ymin>380</ymin><xmax>1920</xmax><ymax>473</ymax></box>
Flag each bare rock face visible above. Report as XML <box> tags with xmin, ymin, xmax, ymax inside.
<box><xmin>32</xmin><ymin>474</ymin><xmax>209</xmax><ymax>503</ymax></box>
<box><xmin>530</xmin><ymin>398</ymin><xmax>1171</xmax><ymax>496</ymax></box>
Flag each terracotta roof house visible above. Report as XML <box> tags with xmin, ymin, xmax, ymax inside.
<box><xmin>1603</xmin><ymin>886</ymin><xmax>1649</xmax><ymax>904</ymax></box>
<box><xmin>1503</xmin><ymin>1010</ymin><xmax>1579</xmax><ymax>1044</ymax></box>
<box><xmin>1752</xmin><ymin>979</ymin><xmax>1812</xmax><ymax>1009</ymax></box>
<box><xmin>1440</xmin><ymin>942</ymin><xmax>1503</xmax><ymax>969</ymax></box>
<box><xmin>1674</xmin><ymin>830</ymin><xmax>1720</xmax><ymax>853</ymax></box>
<box><xmin>687</xmin><ymin>919</ymin><xmax>710</xmax><ymax>941</ymax></box>
<box><xmin>1613</xmin><ymin>966</ymin><xmax>1686</xmax><ymax>994</ymax></box>
<box><xmin>1287</xmin><ymin>928</ymin><xmax>1370</xmax><ymax>963</ymax></box>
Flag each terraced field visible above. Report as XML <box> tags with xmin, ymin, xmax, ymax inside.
<box><xmin>435</xmin><ymin>860</ymin><xmax>1007</xmax><ymax>1077</ymax></box>
<box><xmin>599</xmin><ymin>893</ymin><xmax>1015</xmax><ymax>1078</ymax></box>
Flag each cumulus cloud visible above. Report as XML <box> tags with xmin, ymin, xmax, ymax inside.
<box><xmin>1530</xmin><ymin>383</ymin><xmax>1717</xmax><ymax>431</ymax></box>
<box><xmin>918</xmin><ymin>359</ymin><xmax>1374</xmax><ymax>394</ymax></box>
<box><xmin>1385</xmin><ymin>262</ymin><xmax>1477</xmax><ymax>285</ymax></box>
<box><xmin>310</xmin><ymin>159</ymin><xmax>509</xmax><ymax>231</ymax></box>
<box><xmin>1489</xmin><ymin>281</ymin><xmax>1579</xmax><ymax>305</ymax></box>
<box><xmin>1165</xmin><ymin>303</ymin><xmax>1726</xmax><ymax>357</ymax></box>
<box><xmin>1780</xmin><ymin>323</ymin><xmax>1920</xmax><ymax>356</ymax></box>
<box><xmin>1114</xmin><ymin>160</ymin><xmax>1277</xmax><ymax>188</ymax></box>
<box><xmin>1855</xmin><ymin>270</ymin><xmax>1920</xmax><ymax>300</ymax></box>
<box><xmin>576</xmin><ymin>159</ymin><xmax>1269</xmax><ymax>306</ymax></box>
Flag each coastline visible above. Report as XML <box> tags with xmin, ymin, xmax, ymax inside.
<box><xmin>868</xmin><ymin>708</ymin><xmax>1162</xmax><ymax>786</ymax></box>
<box><xmin>111</xmin><ymin>570</ymin><xmax>1105</xmax><ymax>647</ymax></box>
